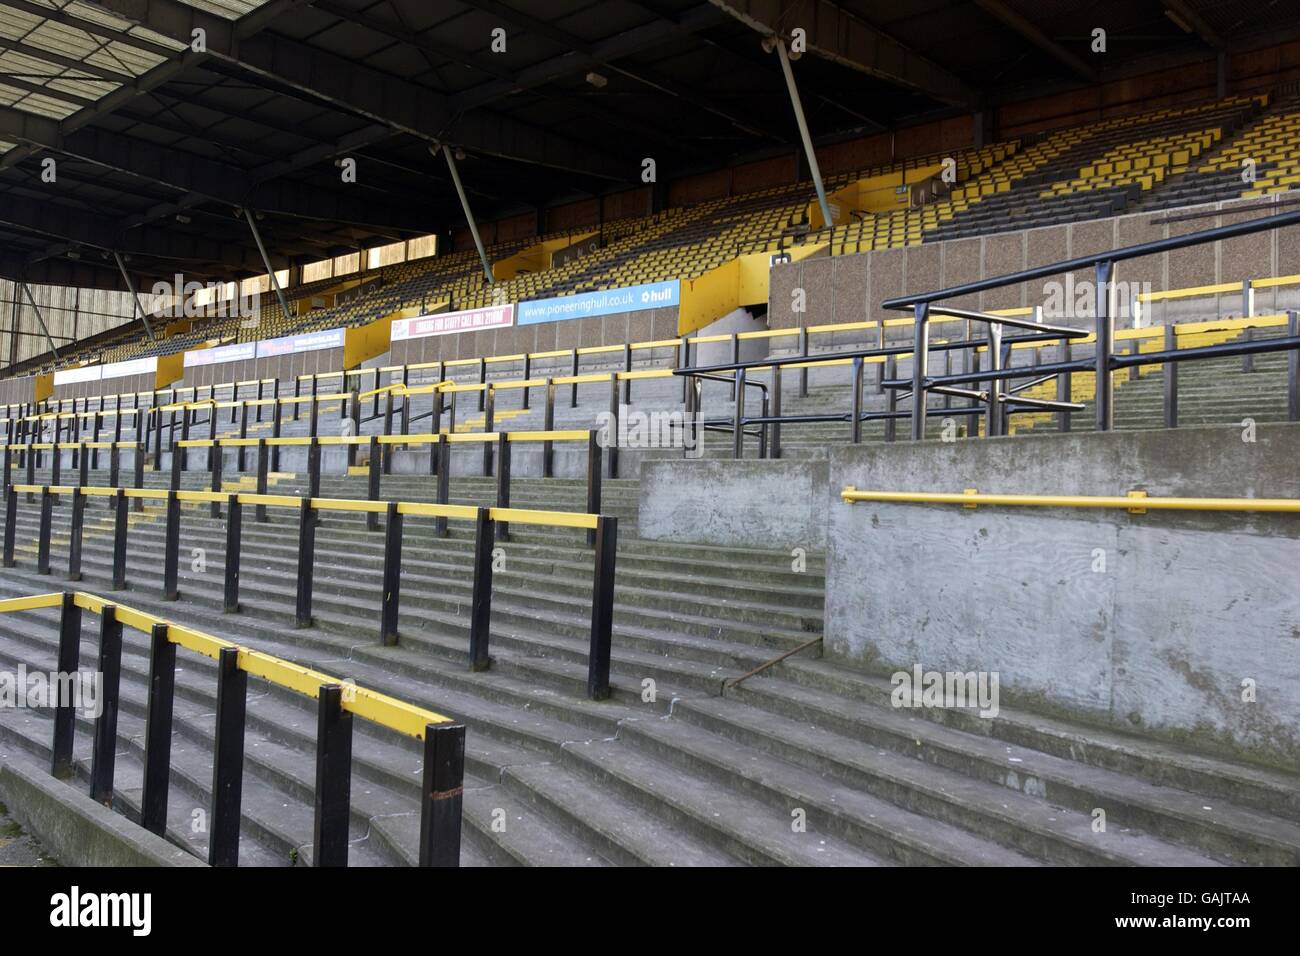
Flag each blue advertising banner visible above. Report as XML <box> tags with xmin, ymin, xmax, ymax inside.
<box><xmin>516</xmin><ymin>280</ymin><xmax>679</xmax><ymax>326</ymax></box>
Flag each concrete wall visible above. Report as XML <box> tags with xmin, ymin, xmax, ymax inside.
<box><xmin>767</xmin><ymin>194</ymin><xmax>1300</xmax><ymax>336</ymax></box>
<box><xmin>0</xmin><ymin>758</ymin><xmax>204</xmax><ymax>866</ymax></box>
<box><xmin>823</xmin><ymin>423</ymin><xmax>1300</xmax><ymax>768</ymax></box>
<box><xmin>640</xmin><ymin>458</ymin><xmax>829</xmax><ymax>551</ymax></box>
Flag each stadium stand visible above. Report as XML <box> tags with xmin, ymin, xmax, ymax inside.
<box><xmin>1</xmin><ymin>0</ymin><xmax>1299</xmax><ymax>888</ymax></box>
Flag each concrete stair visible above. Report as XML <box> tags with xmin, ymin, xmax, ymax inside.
<box><xmin>2</xmin><ymin>465</ymin><xmax>1298</xmax><ymax>867</ymax></box>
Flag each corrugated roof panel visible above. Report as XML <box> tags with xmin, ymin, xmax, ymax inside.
<box><xmin>82</xmin><ymin>42</ymin><xmax>165</xmax><ymax>78</ymax></box>
<box><xmin>1</xmin><ymin>89</ymin><xmax>79</xmax><ymax>119</ymax></box>
<box><xmin>187</xmin><ymin>0</ymin><xmax>269</xmax><ymax>19</ymax></box>
<box><xmin>0</xmin><ymin>9</ymin><xmax>44</xmax><ymax>39</ymax></box>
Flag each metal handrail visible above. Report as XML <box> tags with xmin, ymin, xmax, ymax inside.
<box><xmin>884</xmin><ymin>208</ymin><xmax>1300</xmax><ymax>440</ymax></box>
<box><xmin>0</xmin><ymin>590</ymin><xmax>464</xmax><ymax>867</ymax></box>
<box><xmin>841</xmin><ymin>486</ymin><xmax>1300</xmax><ymax>513</ymax></box>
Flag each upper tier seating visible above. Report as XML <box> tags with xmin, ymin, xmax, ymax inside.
<box><xmin>15</xmin><ymin>91</ymin><xmax>1300</xmax><ymax>383</ymax></box>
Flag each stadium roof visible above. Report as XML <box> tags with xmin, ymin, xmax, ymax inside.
<box><xmin>2</xmin><ymin>0</ymin><xmax>1299</xmax><ymax>289</ymax></box>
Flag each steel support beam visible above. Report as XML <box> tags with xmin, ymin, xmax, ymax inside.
<box><xmin>18</xmin><ymin>281</ymin><xmax>59</xmax><ymax>359</ymax></box>
<box><xmin>774</xmin><ymin>37</ymin><xmax>832</xmax><ymax>229</ymax></box>
<box><xmin>440</xmin><ymin>147</ymin><xmax>494</xmax><ymax>286</ymax></box>
<box><xmin>242</xmin><ymin>208</ymin><xmax>294</xmax><ymax>324</ymax></box>
<box><xmin>112</xmin><ymin>253</ymin><xmax>156</xmax><ymax>343</ymax></box>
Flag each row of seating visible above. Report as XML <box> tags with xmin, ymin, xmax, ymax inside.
<box><xmin>13</xmin><ymin>92</ymin><xmax>1300</xmax><ymax>384</ymax></box>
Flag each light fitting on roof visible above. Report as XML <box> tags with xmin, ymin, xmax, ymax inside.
<box><xmin>585</xmin><ymin>71</ymin><xmax>608</xmax><ymax>88</ymax></box>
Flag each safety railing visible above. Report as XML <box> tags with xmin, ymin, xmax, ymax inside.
<box><xmin>841</xmin><ymin>486</ymin><xmax>1300</xmax><ymax>513</ymax></box>
<box><xmin>673</xmin><ymin>323</ymin><xmax>1080</xmax><ymax>457</ymax></box>
<box><xmin>6</xmin><ymin>313</ymin><xmax>994</xmax><ymax>438</ymax></box>
<box><xmin>0</xmin><ymin>590</ymin><xmax>465</xmax><ymax>867</ymax></box>
<box><xmin>879</xmin><ymin>208</ymin><xmax>1300</xmax><ymax>439</ymax></box>
<box><xmin>1</xmin><ymin>479</ymin><xmax>618</xmax><ymax>700</ymax></box>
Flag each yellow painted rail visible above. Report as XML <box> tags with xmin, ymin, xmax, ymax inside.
<box><xmin>8</xmin><ymin>481</ymin><xmax>599</xmax><ymax>530</ymax></box>
<box><xmin>841</xmin><ymin>486</ymin><xmax>1300</xmax><ymax>513</ymax></box>
<box><xmin>0</xmin><ymin>591</ymin><xmax>452</xmax><ymax>737</ymax></box>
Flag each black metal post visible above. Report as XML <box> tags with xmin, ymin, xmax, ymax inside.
<box><xmin>798</xmin><ymin>326</ymin><xmax>809</xmax><ymax>398</ymax></box>
<box><xmin>622</xmin><ymin>343</ymin><xmax>633</xmax><ymax>405</ymax></box>
<box><xmin>850</xmin><ymin>356</ymin><xmax>863</xmax><ymax>444</ymax></box>
<box><xmin>50</xmin><ymin>592</ymin><xmax>81</xmax><ymax>778</ymax></box>
<box><xmin>1164</xmin><ymin>325</ymin><xmax>1179</xmax><ymax>429</ymax></box>
<box><xmin>1095</xmin><ymin>259</ymin><xmax>1115</xmax><ymax>432</ymax></box>
<box><xmin>89</xmin><ymin>605</ymin><xmax>123</xmax><ymax>805</ymax></box>
<box><xmin>607</xmin><ymin>373</ymin><xmax>619</xmax><ymax>479</ymax></box>
<box><xmin>366</xmin><ymin>436</ymin><xmax>381</xmax><ymax>533</ymax></box>
<box><xmin>910</xmin><ymin>302</ymin><xmax>930</xmax><ymax>441</ymax></box>
<box><xmin>210</xmin><ymin>439</ymin><xmax>224</xmax><ymax>519</ymax></box>
<box><xmin>884</xmin><ymin>355</ymin><xmax>897</xmax><ymax>443</ymax></box>
<box><xmin>468</xmin><ymin>507</ymin><xmax>495</xmax><ymax>671</ymax></box>
<box><xmin>495</xmin><ymin>433</ymin><xmax>510</xmax><ymax>542</ymax></box>
<box><xmin>313</xmin><ymin>683</ymin><xmax>353</xmax><ymax>868</ymax></box>
<box><xmin>418</xmin><ymin>722</ymin><xmax>465</xmax><ymax>868</ymax></box>
<box><xmin>587</xmin><ymin>515</ymin><xmax>617</xmax><ymax>701</ymax></box>
<box><xmin>67</xmin><ymin>487</ymin><xmax>85</xmax><ymax>581</ymax></box>
<box><xmin>570</xmin><ymin>348</ymin><xmax>580</xmax><ymax>408</ymax></box>
<box><xmin>223</xmin><ymin>494</ymin><xmax>242</xmax><ymax>614</ymax></box>
<box><xmin>7</xmin><ymin>484</ymin><xmax>23</xmax><ymax>567</ymax></box>
<box><xmin>112</xmin><ymin>488</ymin><xmax>128</xmax><ymax>589</ymax></box>
<box><xmin>36</xmin><ymin>487</ymin><xmax>52</xmax><ymax>575</ymax></box>
<box><xmin>162</xmin><ymin>489</ymin><xmax>181</xmax><ymax>600</ymax></box>
<box><xmin>733</xmin><ymin>366</ymin><xmax>746</xmax><ymax>459</ymax></box>
<box><xmin>295</xmin><ymin>497</ymin><xmax>316</xmax><ymax>627</ymax></box>
<box><xmin>209</xmin><ymin>646</ymin><xmax>247</xmax><ymax>868</ymax></box>
<box><xmin>483</xmin><ymin>385</ymin><xmax>495</xmax><ymax>477</ymax></box>
<box><xmin>542</xmin><ymin>379</ymin><xmax>555</xmax><ymax>478</ymax></box>
<box><xmin>1058</xmin><ymin>339</ymin><xmax>1073</xmax><ymax>432</ymax></box>
<box><xmin>255</xmin><ymin>439</ymin><xmax>269</xmax><ymax>523</ymax></box>
<box><xmin>380</xmin><ymin>500</ymin><xmax>401</xmax><ymax>646</ymax></box>
<box><xmin>770</xmin><ymin>365</ymin><xmax>783</xmax><ymax>459</ymax></box>
<box><xmin>435</xmin><ymin>439</ymin><xmax>451</xmax><ymax>538</ymax></box>
<box><xmin>986</xmin><ymin>322</ymin><xmax>1004</xmax><ymax>438</ymax></box>
<box><xmin>133</xmin><ymin>440</ymin><xmax>144</xmax><ymax>512</ymax></box>
<box><xmin>586</xmin><ymin>431</ymin><xmax>602</xmax><ymax>548</ymax></box>
<box><xmin>141</xmin><ymin>622</ymin><xmax>175</xmax><ymax>837</ymax></box>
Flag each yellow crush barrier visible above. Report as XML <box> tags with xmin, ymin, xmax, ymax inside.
<box><xmin>506</xmin><ymin>429</ymin><xmax>589</xmax><ymax>442</ymax></box>
<box><xmin>0</xmin><ymin>591</ymin><xmax>453</xmax><ymax>734</ymax></box>
<box><xmin>395</xmin><ymin>501</ymin><xmax>479</xmax><ymax>520</ymax></box>
<box><xmin>840</xmin><ymin>486</ymin><xmax>1300</xmax><ymax>513</ymax></box>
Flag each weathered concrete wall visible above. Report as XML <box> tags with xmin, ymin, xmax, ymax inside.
<box><xmin>768</xmin><ymin>193</ymin><xmax>1300</xmax><ymax>333</ymax></box>
<box><xmin>640</xmin><ymin>458</ymin><xmax>828</xmax><ymax>551</ymax></box>
<box><xmin>823</xmin><ymin>423</ymin><xmax>1300</xmax><ymax>767</ymax></box>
